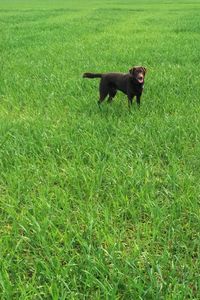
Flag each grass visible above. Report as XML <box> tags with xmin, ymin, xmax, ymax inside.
<box><xmin>0</xmin><ymin>0</ymin><xmax>200</xmax><ymax>299</ymax></box>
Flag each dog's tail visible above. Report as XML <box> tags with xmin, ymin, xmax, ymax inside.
<box><xmin>83</xmin><ymin>72</ymin><xmax>102</xmax><ymax>79</ymax></box>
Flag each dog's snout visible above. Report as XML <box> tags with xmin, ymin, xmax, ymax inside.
<box><xmin>137</xmin><ymin>74</ymin><xmax>144</xmax><ymax>83</ymax></box>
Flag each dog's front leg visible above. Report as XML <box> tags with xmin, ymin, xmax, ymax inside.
<box><xmin>127</xmin><ymin>94</ymin><xmax>134</xmax><ymax>108</ymax></box>
<box><xmin>136</xmin><ymin>95</ymin><xmax>141</xmax><ymax>106</ymax></box>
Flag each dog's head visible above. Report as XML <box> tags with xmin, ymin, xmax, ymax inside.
<box><xmin>129</xmin><ymin>66</ymin><xmax>147</xmax><ymax>84</ymax></box>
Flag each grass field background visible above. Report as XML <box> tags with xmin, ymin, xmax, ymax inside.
<box><xmin>0</xmin><ymin>0</ymin><xmax>200</xmax><ymax>299</ymax></box>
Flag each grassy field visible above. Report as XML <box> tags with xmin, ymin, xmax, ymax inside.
<box><xmin>0</xmin><ymin>0</ymin><xmax>200</xmax><ymax>299</ymax></box>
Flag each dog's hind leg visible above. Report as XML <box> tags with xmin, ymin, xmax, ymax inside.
<box><xmin>98</xmin><ymin>80</ymin><xmax>109</xmax><ymax>105</ymax></box>
<box><xmin>107</xmin><ymin>88</ymin><xmax>117</xmax><ymax>103</ymax></box>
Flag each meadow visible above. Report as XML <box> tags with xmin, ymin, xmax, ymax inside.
<box><xmin>0</xmin><ymin>0</ymin><xmax>200</xmax><ymax>299</ymax></box>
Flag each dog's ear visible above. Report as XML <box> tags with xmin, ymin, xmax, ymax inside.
<box><xmin>129</xmin><ymin>67</ymin><xmax>136</xmax><ymax>75</ymax></box>
<box><xmin>142</xmin><ymin>67</ymin><xmax>147</xmax><ymax>75</ymax></box>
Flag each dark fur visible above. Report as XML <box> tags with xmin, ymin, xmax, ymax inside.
<box><xmin>83</xmin><ymin>66</ymin><xmax>147</xmax><ymax>107</ymax></box>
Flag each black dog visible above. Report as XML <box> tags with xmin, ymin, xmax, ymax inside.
<box><xmin>83</xmin><ymin>66</ymin><xmax>147</xmax><ymax>107</ymax></box>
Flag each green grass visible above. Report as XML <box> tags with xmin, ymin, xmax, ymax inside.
<box><xmin>0</xmin><ymin>0</ymin><xmax>200</xmax><ymax>299</ymax></box>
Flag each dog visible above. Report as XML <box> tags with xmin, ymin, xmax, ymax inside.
<box><xmin>83</xmin><ymin>66</ymin><xmax>147</xmax><ymax>107</ymax></box>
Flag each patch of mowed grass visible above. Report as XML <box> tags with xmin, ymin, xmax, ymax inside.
<box><xmin>0</xmin><ymin>0</ymin><xmax>200</xmax><ymax>298</ymax></box>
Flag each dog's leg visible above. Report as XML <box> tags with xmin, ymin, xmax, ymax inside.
<box><xmin>127</xmin><ymin>94</ymin><xmax>134</xmax><ymax>109</ymax></box>
<box><xmin>107</xmin><ymin>89</ymin><xmax>117</xmax><ymax>103</ymax></box>
<box><xmin>136</xmin><ymin>95</ymin><xmax>141</xmax><ymax>107</ymax></box>
<box><xmin>98</xmin><ymin>80</ymin><xmax>108</xmax><ymax>106</ymax></box>
<box><xmin>98</xmin><ymin>94</ymin><xmax>108</xmax><ymax>106</ymax></box>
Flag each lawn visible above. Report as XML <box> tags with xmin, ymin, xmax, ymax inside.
<box><xmin>0</xmin><ymin>0</ymin><xmax>200</xmax><ymax>299</ymax></box>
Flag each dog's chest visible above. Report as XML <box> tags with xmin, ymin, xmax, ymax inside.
<box><xmin>132</xmin><ymin>83</ymin><xmax>144</xmax><ymax>94</ymax></box>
